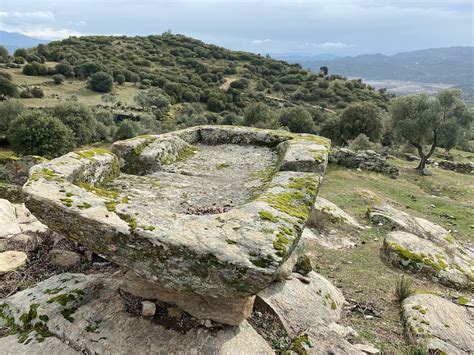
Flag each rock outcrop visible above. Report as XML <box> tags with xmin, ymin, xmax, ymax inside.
<box><xmin>0</xmin><ymin>198</ymin><xmax>48</xmax><ymax>252</ymax></box>
<box><xmin>370</xmin><ymin>204</ymin><xmax>473</xmax><ymax>289</ymax></box>
<box><xmin>329</xmin><ymin>148</ymin><xmax>399</xmax><ymax>178</ymax></box>
<box><xmin>402</xmin><ymin>294</ymin><xmax>474</xmax><ymax>354</ymax></box>
<box><xmin>310</xmin><ymin>197</ymin><xmax>364</xmax><ymax>230</ymax></box>
<box><xmin>0</xmin><ymin>273</ymin><xmax>273</xmax><ymax>354</ymax></box>
<box><xmin>22</xmin><ymin>125</ymin><xmax>330</xmax><ymax>325</ymax></box>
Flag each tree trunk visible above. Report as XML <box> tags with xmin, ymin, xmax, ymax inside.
<box><xmin>413</xmin><ymin>133</ymin><xmax>437</xmax><ymax>174</ymax></box>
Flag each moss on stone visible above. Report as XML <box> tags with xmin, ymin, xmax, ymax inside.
<box><xmin>412</xmin><ymin>304</ymin><xmax>427</xmax><ymax>315</ymax></box>
<box><xmin>77</xmin><ymin>202</ymin><xmax>92</xmax><ymax>209</ymax></box>
<box><xmin>30</xmin><ymin>168</ymin><xmax>62</xmax><ymax>182</ymax></box>
<box><xmin>142</xmin><ymin>225</ymin><xmax>155</xmax><ymax>231</ymax></box>
<box><xmin>216</xmin><ymin>162</ymin><xmax>231</xmax><ymax>169</ymax></box>
<box><xmin>387</xmin><ymin>241</ymin><xmax>448</xmax><ymax>271</ymax></box>
<box><xmin>117</xmin><ymin>213</ymin><xmax>137</xmax><ymax>230</ymax></box>
<box><xmin>458</xmin><ymin>296</ymin><xmax>469</xmax><ymax>305</ymax></box>
<box><xmin>258</xmin><ymin>210</ymin><xmax>279</xmax><ymax>223</ymax></box>
<box><xmin>60</xmin><ymin>197</ymin><xmax>73</xmax><ymax>207</ymax></box>
<box><xmin>75</xmin><ymin>148</ymin><xmax>113</xmax><ymax>160</ymax></box>
<box><xmin>105</xmin><ymin>201</ymin><xmax>117</xmax><ymax>212</ymax></box>
<box><xmin>290</xmin><ymin>333</ymin><xmax>311</xmax><ymax>355</ymax></box>
<box><xmin>43</xmin><ymin>287</ymin><xmax>65</xmax><ymax>295</ymax></box>
<box><xmin>46</xmin><ymin>289</ymin><xmax>84</xmax><ymax>306</ymax></box>
<box><xmin>78</xmin><ymin>182</ymin><xmax>119</xmax><ymax>199</ymax></box>
<box><xmin>273</xmin><ymin>233</ymin><xmax>291</xmax><ymax>257</ymax></box>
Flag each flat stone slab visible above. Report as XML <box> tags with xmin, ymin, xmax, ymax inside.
<box><xmin>368</xmin><ymin>204</ymin><xmax>451</xmax><ymax>244</ymax></box>
<box><xmin>311</xmin><ymin>197</ymin><xmax>364</xmax><ymax>230</ymax></box>
<box><xmin>0</xmin><ymin>273</ymin><xmax>273</xmax><ymax>354</ymax></box>
<box><xmin>257</xmin><ymin>271</ymin><xmax>344</xmax><ymax>338</ymax></box>
<box><xmin>384</xmin><ymin>231</ymin><xmax>473</xmax><ymax>289</ymax></box>
<box><xmin>402</xmin><ymin>294</ymin><xmax>474</xmax><ymax>354</ymax></box>
<box><xmin>0</xmin><ymin>250</ymin><xmax>27</xmax><ymax>274</ymax></box>
<box><xmin>23</xmin><ymin>126</ymin><xmax>329</xmax><ymax>304</ymax></box>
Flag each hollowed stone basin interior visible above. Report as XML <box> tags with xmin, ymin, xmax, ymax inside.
<box><xmin>106</xmin><ymin>143</ymin><xmax>277</xmax><ymax>215</ymax></box>
<box><xmin>23</xmin><ymin>126</ymin><xmax>330</xmax><ymax>304</ymax></box>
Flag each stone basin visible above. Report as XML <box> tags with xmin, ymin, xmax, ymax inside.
<box><xmin>23</xmin><ymin>126</ymin><xmax>329</xmax><ymax>324</ymax></box>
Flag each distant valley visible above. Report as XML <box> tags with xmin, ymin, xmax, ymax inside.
<box><xmin>276</xmin><ymin>47</ymin><xmax>474</xmax><ymax>104</ymax></box>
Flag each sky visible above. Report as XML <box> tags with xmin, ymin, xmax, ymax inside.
<box><xmin>0</xmin><ymin>0</ymin><xmax>473</xmax><ymax>56</ymax></box>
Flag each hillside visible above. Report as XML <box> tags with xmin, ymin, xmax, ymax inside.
<box><xmin>297</xmin><ymin>47</ymin><xmax>474</xmax><ymax>103</ymax></box>
<box><xmin>4</xmin><ymin>33</ymin><xmax>391</xmax><ymax>113</ymax></box>
<box><xmin>0</xmin><ymin>31</ymin><xmax>48</xmax><ymax>54</ymax></box>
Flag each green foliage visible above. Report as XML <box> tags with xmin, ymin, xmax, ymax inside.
<box><xmin>278</xmin><ymin>107</ymin><xmax>316</xmax><ymax>133</ymax></box>
<box><xmin>134</xmin><ymin>88</ymin><xmax>170</xmax><ymax>110</ymax></box>
<box><xmin>114</xmin><ymin>119</ymin><xmax>146</xmax><ymax>140</ymax></box>
<box><xmin>0</xmin><ymin>101</ymin><xmax>25</xmax><ymax>133</ymax></box>
<box><xmin>48</xmin><ymin>102</ymin><xmax>98</xmax><ymax>145</ymax></box>
<box><xmin>22</xmin><ymin>62</ymin><xmax>48</xmax><ymax>76</ymax></box>
<box><xmin>55</xmin><ymin>61</ymin><xmax>74</xmax><ymax>77</ymax></box>
<box><xmin>321</xmin><ymin>102</ymin><xmax>383</xmax><ymax>145</ymax></box>
<box><xmin>348</xmin><ymin>133</ymin><xmax>376</xmax><ymax>151</ymax></box>
<box><xmin>13</xmin><ymin>48</ymin><xmax>27</xmax><ymax>58</ymax></box>
<box><xmin>52</xmin><ymin>73</ymin><xmax>66</xmax><ymax>84</ymax></box>
<box><xmin>244</xmin><ymin>103</ymin><xmax>278</xmax><ymax>128</ymax></box>
<box><xmin>116</xmin><ymin>73</ymin><xmax>125</xmax><ymax>85</ymax></box>
<box><xmin>395</xmin><ymin>275</ymin><xmax>414</xmax><ymax>303</ymax></box>
<box><xmin>391</xmin><ymin>89</ymin><xmax>472</xmax><ymax>169</ymax></box>
<box><xmin>31</xmin><ymin>87</ymin><xmax>44</xmax><ymax>98</ymax></box>
<box><xmin>89</xmin><ymin>71</ymin><xmax>113</xmax><ymax>93</ymax></box>
<box><xmin>7</xmin><ymin>111</ymin><xmax>75</xmax><ymax>157</ymax></box>
<box><xmin>0</xmin><ymin>76</ymin><xmax>18</xmax><ymax>98</ymax></box>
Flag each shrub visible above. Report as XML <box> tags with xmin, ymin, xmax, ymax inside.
<box><xmin>278</xmin><ymin>107</ymin><xmax>316</xmax><ymax>133</ymax></box>
<box><xmin>31</xmin><ymin>87</ymin><xmax>44</xmax><ymax>98</ymax></box>
<box><xmin>55</xmin><ymin>62</ymin><xmax>74</xmax><ymax>77</ymax></box>
<box><xmin>48</xmin><ymin>102</ymin><xmax>98</xmax><ymax>145</ymax></box>
<box><xmin>52</xmin><ymin>74</ymin><xmax>65</xmax><ymax>84</ymax></box>
<box><xmin>89</xmin><ymin>71</ymin><xmax>113</xmax><ymax>93</ymax></box>
<box><xmin>114</xmin><ymin>120</ymin><xmax>145</xmax><ymax>140</ymax></box>
<box><xmin>0</xmin><ymin>72</ymin><xmax>12</xmax><ymax>81</ymax></box>
<box><xmin>0</xmin><ymin>76</ymin><xmax>18</xmax><ymax>97</ymax></box>
<box><xmin>13</xmin><ymin>48</ymin><xmax>28</xmax><ymax>58</ymax></box>
<box><xmin>244</xmin><ymin>103</ymin><xmax>278</xmax><ymax>129</ymax></box>
<box><xmin>13</xmin><ymin>56</ymin><xmax>25</xmax><ymax>64</ymax></box>
<box><xmin>348</xmin><ymin>134</ymin><xmax>375</xmax><ymax>151</ymax></box>
<box><xmin>116</xmin><ymin>74</ymin><xmax>125</xmax><ymax>85</ymax></box>
<box><xmin>0</xmin><ymin>101</ymin><xmax>25</xmax><ymax>133</ymax></box>
<box><xmin>7</xmin><ymin>111</ymin><xmax>75</xmax><ymax>157</ymax></box>
<box><xmin>134</xmin><ymin>88</ymin><xmax>170</xmax><ymax>110</ymax></box>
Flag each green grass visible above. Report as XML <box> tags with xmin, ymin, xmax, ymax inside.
<box><xmin>319</xmin><ymin>160</ymin><xmax>473</xmax><ymax>241</ymax></box>
<box><xmin>0</xmin><ymin>66</ymin><xmax>141</xmax><ymax>108</ymax></box>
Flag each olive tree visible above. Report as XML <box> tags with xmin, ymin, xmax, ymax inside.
<box><xmin>391</xmin><ymin>89</ymin><xmax>472</xmax><ymax>172</ymax></box>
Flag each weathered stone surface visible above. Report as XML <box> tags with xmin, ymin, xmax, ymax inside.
<box><xmin>369</xmin><ymin>204</ymin><xmax>451</xmax><ymax>244</ymax></box>
<box><xmin>49</xmin><ymin>249</ymin><xmax>81</xmax><ymax>268</ymax></box>
<box><xmin>119</xmin><ymin>270</ymin><xmax>255</xmax><ymax>326</ymax></box>
<box><xmin>23</xmin><ymin>126</ymin><xmax>329</xmax><ymax>307</ymax></box>
<box><xmin>141</xmin><ymin>301</ymin><xmax>156</xmax><ymax>317</ymax></box>
<box><xmin>311</xmin><ymin>197</ymin><xmax>364</xmax><ymax>230</ymax></box>
<box><xmin>384</xmin><ymin>231</ymin><xmax>472</xmax><ymax>289</ymax></box>
<box><xmin>329</xmin><ymin>148</ymin><xmax>399</xmax><ymax>178</ymax></box>
<box><xmin>305</xmin><ymin>326</ymin><xmax>364</xmax><ymax>355</ymax></box>
<box><xmin>302</xmin><ymin>226</ymin><xmax>357</xmax><ymax>250</ymax></box>
<box><xmin>257</xmin><ymin>272</ymin><xmax>344</xmax><ymax>338</ymax></box>
<box><xmin>0</xmin><ymin>250</ymin><xmax>27</xmax><ymax>273</ymax></box>
<box><xmin>0</xmin><ymin>198</ymin><xmax>21</xmax><ymax>237</ymax></box>
<box><xmin>402</xmin><ymin>294</ymin><xmax>474</xmax><ymax>354</ymax></box>
<box><xmin>0</xmin><ymin>181</ymin><xmax>22</xmax><ymax>202</ymax></box>
<box><xmin>0</xmin><ymin>199</ymin><xmax>47</xmax><ymax>252</ymax></box>
<box><xmin>0</xmin><ymin>155</ymin><xmax>46</xmax><ymax>184</ymax></box>
<box><xmin>0</xmin><ymin>273</ymin><xmax>273</xmax><ymax>354</ymax></box>
<box><xmin>0</xmin><ymin>334</ymin><xmax>80</xmax><ymax>355</ymax></box>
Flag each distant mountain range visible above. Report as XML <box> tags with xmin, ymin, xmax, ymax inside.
<box><xmin>281</xmin><ymin>47</ymin><xmax>473</xmax><ymax>103</ymax></box>
<box><xmin>0</xmin><ymin>31</ymin><xmax>48</xmax><ymax>54</ymax></box>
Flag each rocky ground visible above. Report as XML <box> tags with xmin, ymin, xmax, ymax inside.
<box><xmin>1</xmin><ymin>144</ymin><xmax>473</xmax><ymax>354</ymax></box>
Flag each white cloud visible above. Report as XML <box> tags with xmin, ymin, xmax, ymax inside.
<box><xmin>19</xmin><ymin>28</ymin><xmax>84</xmax><ymax>40</ymax></box>
<box><xmin>0</xmin><ymin>11</ymin><xmax>55</xmax><ymax>23</ymax></box>
<box><xmin>251</xmin><ymin>39</ymin><xmax>273</xmax><ymax>44</ymax></box>
<box><xmin>316</xmin><ymin>42</ymin><xmax>355</xmax><ymax>50</ymax></box>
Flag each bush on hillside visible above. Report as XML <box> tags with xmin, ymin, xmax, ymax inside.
<box><xmin>52</xmin><ymin>74</ymin><xmax>65</xmax><ymax>84</ymax></box>
<box><xmin>243</xmin><ymin>103</ymin><xmax>278</xmax><ymax>129</ymax></box>
<box><xmin>278</xmin><ymin>107</ymin><xmax>316</xmax><ymax>134</ymax></box>
<box><xmin>116</xmin><ymin>74</ymin><xmax>125</xmax><ymax>85</ymax></box>
<box><xmin>48</xmin><ymin>102</ymin><xmax>98</xmax><ymax>145</ymax></box>
<box><xmin>31</xmin><ymin>87</ymin><xmax>44</xmax><ymax>98</ymax></box>
<box><xmin>0</xmin><ymin>76</ymin><xmax>18</xmax><ymax>98</ymax></box>
<box><xmin>89</xmin><ymin>71</ymin><xmax>113</xmax><ymax>93</ymax></box>
<box><xmin>7</xmin><ymin>111</ymin><xmax>75</xmax><ymax>157</ymax></box>
<box><xmin>0</xmin><ymin>101</ymin><xmax>25</xmax><ymax>133</ymax></box>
